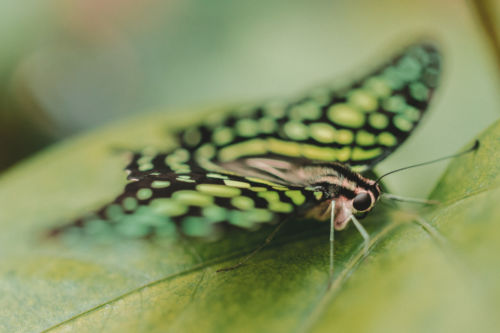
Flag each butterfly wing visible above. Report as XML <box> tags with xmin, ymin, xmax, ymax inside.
<box><xmin>176</xmin><ymin>43</ymin><xmax>441</xmax><ymax>172</ymax></box>
<box><xmin>53</xmin><ymin>168</ymin><xmax>323</xmax><ymax>239</ymax></box>
<box><xmin>53</xmin><ymin>41</ymin><xmax>441</xmax><ymax>239</ymax></box>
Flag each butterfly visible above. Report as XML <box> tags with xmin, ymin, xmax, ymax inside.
<box><xmin>51</xmin><ymin>42</ymin><xmax>441</xmax><ymax>269</ymax></box>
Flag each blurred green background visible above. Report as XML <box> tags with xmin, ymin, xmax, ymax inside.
<box><xmin>1</xmin><ymin>0</ymin><xmax>499</xmax><ymax>196</ymax></box>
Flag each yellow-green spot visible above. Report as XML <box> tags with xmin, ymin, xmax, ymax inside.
<box><xmin>378</xmin><ymin>132</ymin><xmax>398</xmax><ymax>146</ymax></box>
<box><xmin>172</xmin><ymin>165</ymin><xmax>191</xmax><ymax>174</ymax></box>
<box><xmin>236</xmin><ymin>119</ymin><xmax>259</xmax><ymax>137</ymax></box>
<box><xmin>363</xmin><ymin>77</ymin><xmax>392</xmax><ymax>98</ymax></box>
<box><xmin>207</xmin><ymin>173</ymin><xmax>229</xmax><ymax>180</ymax></box>
<box><xmin>231</xmin><ymin>196</ymin><xmax>255</xmax><ymax>210</ymax></box>
<box><xmin>155</xmin><ymin>221</ymin><xmax>177</xmax><ymax>237</ymax></box>
<box><xmin>173</xmin><ymin>190</ymin><xmax>213</xmax><ymax>206</ymax></box>
<box><xmin>138</xmin><ymin>163</ymin><xmax>154</xmax><ymax>171</ymax></box>
<box><xmin>151</xmin><ymin>180</ymin><xmax>171</xmax><ymax>189</ymax></box>
<box><xmin>337</xmin><ymin>129</ymin><xmax>354</xmax><ymax>144</ymax></box>
<box><xmin>196</xmin><ymin>184</ymin><xmax>241</xmax><ymax>197</ymax></box>
<box><xmin>137</xmin><ymin>188</ymin><xmax>153</xmax><ymax>200</ymax></box>
<box><xmin>328</xmin><ymin>104</ymin><xmax>365</xmax><ymax>128</ymax></box>
<box><xmin>246</xmin><ymin>209</ymin><xmax>273</xmax><ymax>223</ymax></box>
<box><xmin>203</xmin><ymin>206</ymin><xmax>227</xmax><ymax>222</ymax></box>
<box><xmin>150</xmin><ymin>198</ymin><xmax>188</xmax><ymax>216</ymax></box>
<box><xmin>352</xmin><ymin>147</ymin><xmax>382</xmax><ymax>161</ymax></box>
<box><xmin>228</xmin><ymin>211</ymin><xmax>255</xmax><ymax>229</ymax></box>
<box><xmin>410</xmin><ymin>82</ymin><xmax>429</xmax><ymax>101</ymax></box>
<box><xmin>165</xmin><ymin>148</ymin><xmax>189</xmax><ymax>168</ymax></box>
<box><xmin>382</xmin><ymin>67</ymin><xmax>404</xmax><ymax>89</ymax></box>
<box><xmin>314</xmin><ymin>191</ymin><xmax>323</xmax><ymax>200</ymax></box>
<box><xmin>337</xmin><ymin>147</ymin><xmax>351</xmax><ymax>162</ymax></box>
<box><xmin>116</xmin><ymin>219</ymin><xmax>150</xmax><ymax>238</ymax></box>
<box><xmin>348</xmin><ymin>89</ymin><xmax>378</xmax><ymax>112</ymax></box>
<box><xmin>302</xmin><ymin>145</ymin><xmax>336</xmax><ymax>161</ymax></box>
<box><xmin>285</xmin><ymin>190</ymin><xmax>306</xmax><ymax>205</ymax></box>
<box><xmin>310</xmin><ymin>123</ymin><xmax>336</xmax><ymax>143</ymax></box>
<box><xmin>223</xmin><ymin>179</ymin><xmax>251</xmax><ymax>188</ymax></box>
<box><xmin>268</xmin><ymin>139</ymin><xmax>301</xmax><ymax>157</ymax></box>
<box><xmin>133</xmin><ymin>206</ymin><xmax>168</xmax><ymax>227</ymax></box>
<box><xmin>182</xmin><ymin>218</ymin><xmax>213</xmax><ymax>237</ymax></box>
<box><xmin>369</xmin><ymin>113</ymin><xmax>389</xmax><ymax>129</ymax></box>
<box><xmin>269</xmin><ymin>202</ymin><xmax>293</xmax><ymax>213</ymax></box>
<box><xmin>272</xmin><ymin>186</ymin><xmax>289</xmax><ymax>191</ymax></box>
<box><xmin>403</xmin><ymin>106</ymin><xmax>421</xmax><ymax>121</ymax></box>
<box><xmin>258</xmin><ymin>191</ymin><xmax>280</xmax><ymax>203</ymax></box>
<box><xmin>176</xmin><ymin>177</ymin><xmax>195</xmax><ymax>183</ymax></box>
<box><xmin>196</xmin><ymin>144</ymin><xmax>216</xmax><ymax>159</ymax></box>
<box><xmin>356</xmin><ymin>130</ymin><xmax>376</xmax><ymax>146</ymax></box>
<box><xmin>397</xmin><ymin>56</ymin><xmax>422</xmax><ymax>81</ymax></box>
<box><xmin>383</xmin><ymin>95</ymin><xmax>406</xmax><ymax>112</ymax></box>
<box><xmin>123</xmin><ymin>197</ymin><xmax>138</xmax><ymax>211</ymax></box>
<box><xmin>284</xmin><ymin>121</ymin><xmax>309</xmax><ymax>140</ymax></box>
<box><xmin>105</xmin><ymin>204</ymin><xmax>123</xmax><ymax>221</ymax></box>
<box><xmin>212</xmin><ymin>127</ymin><xmax>233</xmax><ymax>146</ymax></box>
<box><xmin>219</xmin><ymin>139</ymin><xmax>266</xmax><ymax>162</ymax></box>
<box><xmin>183</xmin><ymin>128</ymin><xmax>201</xmax><ymax>147</ymax></box>
<box><xmin>393</xmin><ymin>116</ymin><xmax>413</xmax><ymax>132</ymax></box>
<box><xmin>259</xmin><ymin>118</ymin><xmax>276</xmax><ymax>133</ymax></box>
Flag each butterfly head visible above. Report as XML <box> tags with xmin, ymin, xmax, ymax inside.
<box><xmin>331</xmin><ymin>179</ymin><xmax>381</xmax><ymax>230</ymax></box>
<box><xmin>305</xmin><ymin>166</ymin><xmax>381</xmax><ymax>230</ymax></box>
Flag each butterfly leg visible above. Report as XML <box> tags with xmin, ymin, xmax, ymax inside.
<box><xmin>350</xmin><ymin>215</ymin><xmax>370</xmax><ymax>256</ymax></box>
<box><xmin>216</xmin><ymin>219</ymin><xmax>287</xmax><ymax>273</ymax></box>
<box><xmin>329</xmin><ymin>201</ymin><xmax>336</xmax><ymax>279</ymax></box>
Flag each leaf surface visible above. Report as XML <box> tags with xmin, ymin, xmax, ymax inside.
<box><xmin>0</xmin><ymin>112</ymin><xmax>499</xmax><ymax>333</ymax></box>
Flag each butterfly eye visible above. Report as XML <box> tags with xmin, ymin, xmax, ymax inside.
<box><xmin>353</xmin><ymin>192</ymin><xmax>372</xmax><ymax>212</ymax></box>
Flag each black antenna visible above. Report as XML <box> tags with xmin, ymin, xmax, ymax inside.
<box><xmin>375</xmin><ymin>140</ymin><xmax>480</xmax><ymax>184</ymax></box>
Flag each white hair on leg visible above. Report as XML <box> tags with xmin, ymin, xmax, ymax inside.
<box><xmin>329</xmin><ymin>200</ymin><xmax>336</xmax><ymax>279</ymax></box>
<box><xmin>350</xmin><ymin>214</ymin><xmax>370</xmax><ymax>255</ymax></box>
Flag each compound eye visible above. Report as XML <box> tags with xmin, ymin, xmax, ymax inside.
<box><xmin>353</xmin><ymin>192</ymin><xmax>372</xmax><ymax>212</ymax></box>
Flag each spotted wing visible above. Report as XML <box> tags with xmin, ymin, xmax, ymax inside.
<box><xmin>176</xmin><ymin>42</ymin><xmax>441</xmax><ymax>172</ymax></box>
<box><xmin>52</xmin><ymin>169</ymin><xmax>323</xmax><ymax>239</ymax></box>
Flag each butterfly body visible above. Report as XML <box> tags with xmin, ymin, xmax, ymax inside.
<box><xmin>53</xmin><ymin>42</ymin><xmax>441</xmax><ymax>240</ymax></box>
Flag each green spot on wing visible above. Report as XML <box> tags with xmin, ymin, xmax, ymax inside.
<box><xmin>172</xmin><ymin>190</ymin><xmax>213</xmax><ymax>206</ymax></box>
<box><xmin>137</xmin><ymin>188</ymin><xmax>153</xmax><ymax>200</ymax></box>
<box><xmin>151</xmin><ymin>180</ymin><xmax>171</xmax><ymax>189</ymax></box>
<box><xmin>368</xmin><ymin>113</ymin><xmax>389</xmax><ymax>129</ymax></box>
<box><xmin>231</xmin><ymin>196</ymin><xmax>255</xmax><ymax>210</ymax></box>
<box><xmin>393</xmin><ymin>116</ymin><xmax>413</xmax><ymax>132</ymax></box>
<box><xmin>182</xmin><ymin>217</ymin><xmax>214</xmax><ymax>237</ymax></box>
<box><xmin>150</xmin><ymin>199</ymin><xmax>188</xmax><ymax>216</ymax></box>
<box><xmin>310</xmin><ymin>123</ymin><xmax>336</xmax><ymax>143</ymax></box>
<box><xmin>285</xmin><ymin>190</ymin><xmax>306</xmax><ymax>205</ymax></box>
<box><xmin>283</xmin><ymin>121</ymin><xmax>309</xmax><ymax>140</ymax></box>
<box><xmin>123</xmin><ymin>197</ymin><xmax>138</xmax><ymax>211</ymax></box>
<box><xmin>327</xmin><ymin>104</ymin><xmax>365</xmax><ymax>128</ymax></box>
<box><xmin>196</xmin><ymin>184</ymin><xmax>241</xmax><ymax>197</ymax></box>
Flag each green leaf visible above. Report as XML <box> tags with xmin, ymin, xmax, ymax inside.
<box><xmin>0</xmin><ymin>113</ymin><xmax>499</xmax><ymax>333</ymax></box>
